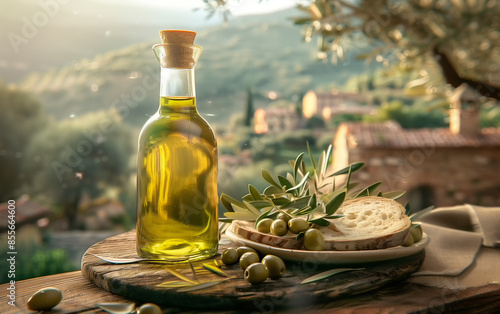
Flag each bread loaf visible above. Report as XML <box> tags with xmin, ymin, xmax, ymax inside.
<box><xmin>229</xmin><ymin>196</ymin><xmax>411</xmax><ymax>251</ymax></box>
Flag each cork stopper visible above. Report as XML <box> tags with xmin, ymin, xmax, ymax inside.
<box><xmin>154</xmin><ymin>30</ymin><xmax>200</xmax><ymax>69</ymax></box>
<box><xmin>160</xmin><ymin>30</ymin><xmax>196</xmax><ymax>45</ymax></box>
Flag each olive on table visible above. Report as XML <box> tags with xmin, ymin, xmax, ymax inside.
<box><xmin>244</xmin><ymin>263</ymin><xmax>269</xmax><ymax>284</ymax></box>
<box><xmin>27</xmin><ymin>287</ymin><xmax>63</xmax><ymax>311</ymax></box>
<box><xmin>261</xmin><ymin>255</ymin><xmax>286</xmax><ymax>279</ymax></box>
<box><xmin>221</xmin><ymin>248</ymin><xmax>239</xmax><ymax>265</ymax></box>
<box><xmin>270</xmin><ymin>219</ymin><xmax>288</xmax><ymax>236</ymax></box>
<box><xmin>304</xmin><ymin>228</ymin><xmax>325</xmax><ymax>251</ymax></box>
<box><xmin>239</xmin><ymin>252</ymin><xmax>260</xmax><ymax>270</ymax></box>
<box><xmin>288</xmin><ymin>218</ymin><xmax>309</xmax><ymax>234</ymax></box>
<box><xmin>138</xmin><ymin>303</ymin><xmax>162</xmax><ymax>314</ymax></box>
<box><xmin>256</xmin><ymin>218</ymin><xmax>273</xmax><ymax>233</ymax></box>
<box><xmin>236</xmin><ymin>246</ymin><xmax>258</xmax><ymax>258</ymax></box>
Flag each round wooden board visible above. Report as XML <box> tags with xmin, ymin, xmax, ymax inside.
<box><xmin>81</xmin><ymin>229</ymin><xmax>425</xmax><ymax>311</ymax></box>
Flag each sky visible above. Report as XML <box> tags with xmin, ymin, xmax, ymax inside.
<box><xmin>0</xmin><ymin>0</ymin><xmax>299</xmax><ymax>82</ymax></box>
<box><xmin>125</xmin><ymin>0</ymin><xmax>297</xmax><ymax>16</ymax></box>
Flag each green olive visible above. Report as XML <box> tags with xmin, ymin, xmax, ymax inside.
<box><xmin>402</xmin><ymin>232</ymin><xmax>415</xmax><ymax>247</ymax></box>
<box><xmin>261</xmin><ymin>255</ymin><xmax>286</xmax><ymax>279</ymax></box>
<box><xmin>270</xmin><ymin>219</ymin><xmax>288</xmax><ymax>236</ymax></box>
<box><xmin>288</xmin><ymin>218</ymin><xmax>310</xmax><ymax>234</ymax></box>
<box><xmin>244</xmin><ymin>262</ymin><xmax>269</xmax><ymax>284</ymax></box>
<box><xmin>256</xmin><ymin>218</ymin><xmax>273</xmax><ymax>233</ymax></box>
<box><xmin>304</xmin><ymin>228</ymin><xmax>325</xmax><ymax>251</ymax></box>
<box><xmin>138</xmin><ymin>303</ymin><xmax>162</xmax><ymax>314</ymax></box>
<box><xmin>236</xmin><ymin>246</ymin><xmax>258</xmax><ymax>258</ymax></box>
<box><xmin>239</xmin><ymin>252</ymin><xmax>260</xmax><ymax>270</ymax></box>
<box><xmin>221</xmin><ymin>248</ymin><xmax>239</xmax><ymax>265</ymax></box>
<box><xmin>410</xmin><ymin>224</ymin><xmax>423</xmax><ymax>243</ymax></box>
<box><xmin>277</xmin><ymin>212</ymin><xmax>292</xmax><ymax>223</ymax></box>
<box><xmin>27</xmin><ymin>287</ymin><xmax>62</xmax><ymax>311</ymax></box>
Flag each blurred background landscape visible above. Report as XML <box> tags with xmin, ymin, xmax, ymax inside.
<box><xmin>2</xmin><ymin>0</ymin><xmax>500</xmax><ymax>282</ymax></box>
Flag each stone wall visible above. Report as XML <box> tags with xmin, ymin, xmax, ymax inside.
<box><xmin>341</xmin><ymin>146</ymin><xmax>500</xmax><ymax>209</ymax></box>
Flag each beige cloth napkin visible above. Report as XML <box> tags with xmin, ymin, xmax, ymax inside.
<box><xmin>409</xmin><ymin>204</ymin><xmax>500</xmax><ymax>288</ymax></box>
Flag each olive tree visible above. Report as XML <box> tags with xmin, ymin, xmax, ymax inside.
<box><xmin>202</xmin><ymin>0</ymin><xmax>500</xmax><ymax>100</ymax></box>
<box><xmin>23</xmin><ymin>110</ymin><xmax>135</xmax><ymax>229</ymax></box>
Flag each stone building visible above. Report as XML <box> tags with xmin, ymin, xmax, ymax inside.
<box><xmin>332</xmin><ymin>85</ymin><xmax>500</xmax><ymax>210</ymax></box>
<box><xmin>253</xmin><ymin>106</ymin><xmax>300</xmax><ymax>134</ymax></box>
<box><xmin>302</xmin><ymin>90</ymin><xmax>374</xmax><ymax>121</ymax></box>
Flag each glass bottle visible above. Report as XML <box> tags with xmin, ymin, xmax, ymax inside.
<box><xmin>136</xmin><ymin>30</ymin><xmax>218</xmax><ymax>262</ymax></box>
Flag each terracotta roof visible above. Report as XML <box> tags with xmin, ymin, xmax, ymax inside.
<box><xmin>0</xmin><ymin>196</ymin><xmax>50</xmax><ymax>230</ymax></box>
<box><xmin>341</xmin><ymin>121</ymin><xmax>500</xmax><ymax>149</ymax></box>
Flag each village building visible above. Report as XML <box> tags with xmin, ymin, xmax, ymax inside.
<box><xmin>332</xmin><ymin>85</ymin><xmax>500</xmax><ymax>210</ymax></box>
<box><xmin>253</xmin><ymin>106</ymin><xmax>300</xmax><ymax>134</ymax></box>
<box><xmin>0</xmin><ymin>195</ymin><xmax>51</xmax><ymax>246</ymax></box>
<box><xmin>302</xmin><ymin>90</ymin><xmax>375</xmax><ymax>121</ymax></box>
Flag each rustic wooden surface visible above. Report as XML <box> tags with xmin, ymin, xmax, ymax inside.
<box><xmin>2</xmin><ymin>270</ymin><xmax>500</xmax><ymax>313</ymax></box>
<box><xmin>79</xmin><ymin>230</ymin><xmax>425</xmax><ymax>311</ymax></box>
<box><xmin>2</xmin><ymin>227</ymin><xmax>500</xmax><ymax>313</ymax></box>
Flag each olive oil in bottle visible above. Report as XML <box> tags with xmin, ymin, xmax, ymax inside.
<box><xmin>136</xmin><ymin>30</ymin><xmax>218</xmax><ymax>262</ymax></box>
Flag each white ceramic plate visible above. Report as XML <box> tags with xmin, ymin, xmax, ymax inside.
<box><xmin>226</xmin><ymin>229</ymin><xmax>429</xmax><ymax>265</ymax></box>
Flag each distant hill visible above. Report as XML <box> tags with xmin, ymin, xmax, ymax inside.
<box><xmin>18</xmin><ymin>8</ymin><xmax>377</xmax><ymax>127</ymax></box>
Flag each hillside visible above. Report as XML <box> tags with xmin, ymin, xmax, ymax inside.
<box><xmin>19</xmin><ymin>8</ymin><xmax>376</xmax><ymax>127</ymax></box>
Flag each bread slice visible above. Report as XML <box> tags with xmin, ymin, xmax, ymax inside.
<box><xmin>229</xmin><ymin>196</ymin><xmax>411</xmax><ymax>251</ymax></box>
<box><xmin>329</xmin><ymin>196</ymin><xmax>411</xmax><ymax>250</ymax></box>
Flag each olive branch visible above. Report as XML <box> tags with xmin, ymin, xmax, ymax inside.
<box><xmin>220</xmin><ymin>144</ymin><xmax>405</xmax><ymax>228</ymax></box>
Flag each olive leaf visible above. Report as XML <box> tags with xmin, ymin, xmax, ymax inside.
<box><xmin>410</xmin><ymin>205</ymin><xmax>435</xmax><ymax>221</ymax></box>
<box><xmin>301</xmin><ymin>268</ymin><xmax>364</xmax><ymax>284</ymax></box>
<box><xmin>156</xmin><ymin>281</ymin><xmax>194</xmax><ymax>289</ymax></box>
<box><xmin>203</xmin><ymin>263</ymin><xmax>230</xmax><ymax>277</ymax></box>
<box><xmin>272</xmin><ymin>197</ymin><xmax>291</xmax><ymax>206</ymax></box>
<box><xmin>220</xmin><ymin>193</ymin><xmax>245</xmax><ymax>212</ymax></box>
<box><xmin>306</xmin><ymin>141</ymin><xmax>317</xmax><ymax>171</ymax></box>
<box><xmin>243</xmin><ymin>201</ymin><xmax>262</xmax><ymax>216</ymax></box>
<box><xmin>382</xmin><ymin>190</ymin><xmax>406</xmax><ymax>200</ymax></box>
<box><xmin>96</xmin><ymin>303</ymin><xmax>136</xmax><ymax>314</ymax></box>
<box><xmin>278</xmin><ymin>175</ymin><xmax>294</xmax><ymax>190</ymax></box>
<box><xmin>248</xmin><ymin>184</ymin><xmax>263</xmax><ymax>200</ymax></box>
<box><xmin>404</xmin><ymin>202</ymin><xmax>412</xmax><ymax>216</ymax></box>
<box><xmin>262</xmin><ymin>169</ymin><xmax>281</xmax><ymax>188</ymax></box>
<box><xmin>223</xmin><ymin>212</ymin><xmax>260</xmax><ymax>221</ymax></box>
<box><xmin>325</xmin><ymin>191</ymin><xmax>346</xmax><ymax>215</ymax></box>
<box><xmin>293</xmin><ymin>152</ymin><xmax>305</xmax><ymax>181</ymax></box>
<box><xmin>355</xmin><ymin>181</ymin><xmax>382</xmax><ymax>197</ymax></box>
<box><xmin>308</xmin><ymin>217</ymin><xmax>330</xmax><ymax>226</ymax></box>
<box><xmin>286</xmin><ymin>172</ymin><xmax>310</xmax><ymax>194</ymax></box>
<box><xmin>177</xmin><ymin>279</ymin><xmax>229</xmax><ymax>292</ymax></box>
<box><xmin>264</xmin><ymin>185</ymin><xmax>285</xmax><ymax>196</ymax></box>
<box><xmin>164</xmin><ymin>267</ymin><xmax>198</xmax><ymax>284</ymax></box>
<box><xmin>330</xmin><ymin>162</ymin><xmax>364</xmax><ymax>177</ymax></box>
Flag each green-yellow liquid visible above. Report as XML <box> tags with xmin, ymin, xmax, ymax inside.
<box><xmin>136</xmin><ymin>96</ymin><xmax>218</xmax><ymax>262</ymax></box>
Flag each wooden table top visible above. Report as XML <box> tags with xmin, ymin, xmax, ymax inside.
<box><xmin>2</xmin><ymin>230</ymin><xmax>500</xmax><ymax>313</ymax></box>
<box><xmin>2</xmin><ymin>269</ymin><xmax>500</xmax><ymax>313</ymax></box>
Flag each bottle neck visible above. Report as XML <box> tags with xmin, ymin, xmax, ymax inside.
<box><xmin>160</xmin><ymin>67</ymin><xmax>196</xmax><ymax>98</ymax></box>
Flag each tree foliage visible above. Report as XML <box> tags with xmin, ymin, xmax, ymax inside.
<box><xmin>363</xmin><ymin>101</ymin><xmax>447</xmax><ymax>129</ymax></box>
<box><xmin>0</xmin><ymin>82</ymin><xmax>47</xmax><ymax>202</ymax></box>
<box><xmin>205</xmin><ymin>0</ymin><xmax>500</xmax><ymax>100</ymax></box>
<box><xmin>23</xmin><ymin>110</ymin><xmax>135</xmax><ymax>229</ymax></box>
